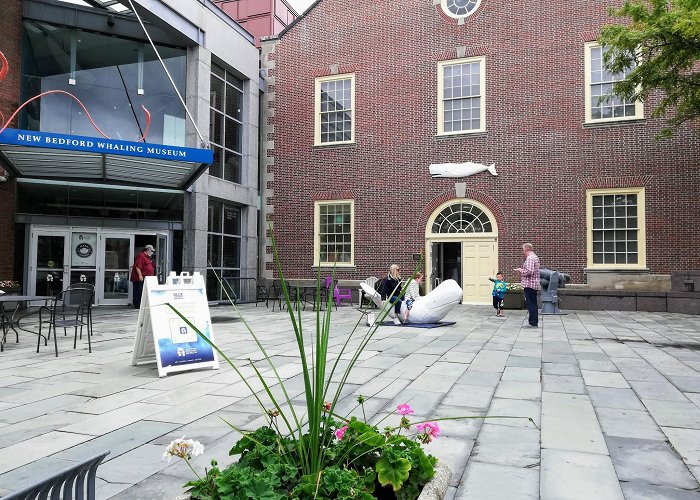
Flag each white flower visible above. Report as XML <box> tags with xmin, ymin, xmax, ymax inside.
<box><xmin>162</xmin><ymin>436</ymin><xmax>204</xmax><ymax>462</ymax></box>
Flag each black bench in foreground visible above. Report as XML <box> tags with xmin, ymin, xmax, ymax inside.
<box><xmin>4</xmin><ymin>451</ymin><xmax>110</xmax><ymax>500</ymax></box>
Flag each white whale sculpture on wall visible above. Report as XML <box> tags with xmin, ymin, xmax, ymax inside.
<box><xmin>429</xmin><ymin>162</ymin><xmax>498</xmax><ymax>178</ymax></box>
<box><xmin>361</xmin><ymin>279</ymin><xmax>462</xmax><ymax>324</ymax></box>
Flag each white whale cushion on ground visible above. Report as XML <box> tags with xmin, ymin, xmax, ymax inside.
<box><xmin>360</xmin><ymin>279</ymin><xmax>462</xmax><ymax>324</ymax></box>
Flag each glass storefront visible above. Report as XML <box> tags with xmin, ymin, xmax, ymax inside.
<box><xmin>206</xmin><ymin>200</ymin><xmax>242</xmax><ymax>301</ymax></box>
<box><xmin>29</xmin><ymin>226</ymin><xmax>170</xmax><ymax>305</ymax></box>
<box><xmin>17</xmin><ymin>180</ymin><xmax>184</xmax><ymax>221</ymax></box>
<box><xmin>21</xmin><ymin>20</ymin><xmax>187</xmax><ymax>146</ymax></box>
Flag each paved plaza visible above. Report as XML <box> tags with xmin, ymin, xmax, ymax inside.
<box><xmin>1</xmin><ymin>303</ymin><xmax>700</xmax><ymax>499</ymax></box>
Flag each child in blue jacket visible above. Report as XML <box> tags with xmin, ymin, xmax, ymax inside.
<box><xmin>489</xmin><ymin>272</ymin><xmax>507</xmax><ymax>317</ymax></box>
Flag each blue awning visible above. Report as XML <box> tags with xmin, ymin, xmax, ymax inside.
<box><xmin>0</xmin><ymin>129</ymin><xmax>213</xmax><ymax>190</ymax></box>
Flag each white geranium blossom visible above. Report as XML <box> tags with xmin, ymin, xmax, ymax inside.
<box><xmin>162</xmin><ymin>436</ymin><xmax>204</xmax><ymax>462</ymax></box>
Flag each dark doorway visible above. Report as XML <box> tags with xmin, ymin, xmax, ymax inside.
<box><xmin>431</xmin><ymin>242</ymin><xmax>462</xmax><ymax>290</ymax></box>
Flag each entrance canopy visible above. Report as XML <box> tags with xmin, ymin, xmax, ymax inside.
<box><xmin>0</xmin><ymin>129</ymin><xmax>213</xmax><ymax>190</ymax></box>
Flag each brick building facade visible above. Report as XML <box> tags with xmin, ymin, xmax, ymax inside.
<box><xmin>0</xmin><ymin>0</ymin><xmax>21</xmax><ymax>280</ymax></box>
<box><xmin>262</xmin><ymin>0</ymin><xmax>699</xmax><ymax>303</ymax></box>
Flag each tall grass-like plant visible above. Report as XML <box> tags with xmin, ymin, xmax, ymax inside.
<box><xmin>166</xmin><ymin>231</ymin><xmax>533</xmax><ymax>499</ymax></box>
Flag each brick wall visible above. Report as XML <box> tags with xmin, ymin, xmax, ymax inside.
<box><xmin>0</xmin><ymin>0</ymin><xmax>21</xmax><ymax>280</ymax></box>
<box><xmin>265</xmin><ymin>0</ymin><xmax>700</xmax><ymax>283</ymax></box>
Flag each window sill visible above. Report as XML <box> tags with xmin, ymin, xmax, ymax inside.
<box><xmin>313</xmin><ymin>142</ymin><xmax>357</xmax><ymax>150</ymax></box>
<box><xmin>312</xmin><ymin>265</ymin><xmax>356</xmax><ymax>270</ymax></box>
<box><xmin>584</xmin><ymin>267</ymin><xmax>650</xmax><ymax>274</ymax></box>
<box><xmin>583</xmin><ymin>119</ymin><xmax>646</xmax><ymax>129</ymax></box>
<box><xmin>435</xmin><ymin>131</ymin><xmax>487</xmax><ymax>141</ymax></box>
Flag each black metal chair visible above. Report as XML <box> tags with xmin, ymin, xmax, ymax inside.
<box><xmin>38</xmin><ymin>284</ymin><xmax>95</xmax><ymax>357</ymax></box>
<box><xmin>4</xmin><ymin>451</ymin><xmax>109</xmax><ymax>500</ymax></box>
<box><xmin>270</xmin><ymin>279</ymin><xmax>284</xmax><ymax>311</ymax></box>
<box><xmin>256</xmin><ymin>277</ymin><xmax>270</xmax><ymax>307</ymax></box>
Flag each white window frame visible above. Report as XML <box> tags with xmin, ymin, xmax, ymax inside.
<box><xmin>440</xmin><ymin>0</ymin><xmax>483</xmax><ymax>19</ymax></box>
<box><xmin>584</xmin><ymin>42</ymin><xmax>644</xmax><ymax>124</ymax></box>
<box><xmin>314</xmin><ymin>200</ymin><xmax>355</xmax><ymax>267</ymax></box>
<box><xmin>437</xmin><ymin>56</ymin><xmax>486</xmax><ymax>136</ymax></box>
<box><xmin>314</xmin><ymin>74</ymin><xmax>356</xmax><ymax>146</ymax></box>
<box><xmin>586</xmin><ymin>187</ymin><xmax>646</xmax><ymax>270</ymax></box>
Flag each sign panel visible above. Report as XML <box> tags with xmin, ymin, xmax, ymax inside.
<box><xmin>71</xmin><ymin>232</ymin><xmax>97</xmax><ymax>267</ymax></box>
<box><xmin>132</xmin><ymin>272</ymin><xmax>218</xmax><ymax>377</ymax></box>
<box><xmin>0</xmin><ymin>128</ymin><xmax>213</xmax><ymax>164</ymax></box>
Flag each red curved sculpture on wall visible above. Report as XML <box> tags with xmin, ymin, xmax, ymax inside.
<box><xmin>0</xmin><ymin>50</ymin><xmax>151</xmax><ymax>142</ymax></box>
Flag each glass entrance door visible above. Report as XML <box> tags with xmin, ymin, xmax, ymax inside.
<box><xmin>30</xmin><ymin>231</ymin><xmax>70</xmax><ymax>297</ymax></box>
<box><xmin>156</xmin><ymin>233</ymin><xmax>168</xmax><ymax>284</ymax></box>
<box><xmin>100</xmin><ymin>234</ymin><xmax>134</xmax><ymax>305</ymax></box>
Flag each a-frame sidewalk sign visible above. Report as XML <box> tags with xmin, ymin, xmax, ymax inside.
<box><xmin>132</xmin><ymin>272</ymin><xmax>219</xmax><ymax>377</ymax></box>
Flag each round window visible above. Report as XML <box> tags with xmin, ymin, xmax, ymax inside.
<box><xmin>441</xmin><ymin>0</ymin><xmax>482</xmax><ymax>19</ymax></box>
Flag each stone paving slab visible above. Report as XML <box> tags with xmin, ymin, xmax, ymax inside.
<box><xmin>541</xmin><ymin>449</ymin><xmax>624</xmax><ymax>500</ymax></box>
<box><xmin>605</xmin><ymin>436</ymin><xmax>698</xmax><ymax>489</ymax></box>
<box><xmin>1</xmin><ymin>305</ymin><xmax>700</xmax><ymax>498</ymax></box>
<box><xmin>456</xmin><ymin>461</ymin><xmax>539</xmax><ymax>499</ymax></box>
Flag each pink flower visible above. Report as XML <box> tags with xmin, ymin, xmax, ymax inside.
<box><xmin>335</xmin><ymin>425</ymin><xmax>348</xmax><ymax>440</ymax></box>
<box><xmin>416</xmin><ymin>422</ymin><xmax>441</xmax><ymax>442</ymax></box>
<box><xmin>396</xmin><ymin>404</ymin><xmax>414</xmax><ymax>415</ymax></box>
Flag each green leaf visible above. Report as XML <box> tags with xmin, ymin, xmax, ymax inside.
<box><xmin>376</xmin><ymin>457</ymin><xmax>412</xmax><ymax>491</ymax></box>
<box><xmin>357</xmin><ymin>430</ymin><xmax>385</xmax><ymax>448</ymax></box>
<box><xmin>245</xmin><ymin>478</ymin><xmax>279</xmax><ymax>500</ymax></box>
<box><xmin>348</xmin><ymin>418</ymin><xmax>373</xmax><ymax>434</ymax></box>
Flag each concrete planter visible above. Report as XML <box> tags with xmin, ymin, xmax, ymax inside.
<box><xmin>173</xmin><ymin>463</ymin><xmax>451</xmax><ymax>500</ymax></box>
<box><xmin>417</xmin><ymin>463</ymin><xmax>452</xmax><ymax>500</ymax></box>
<box><xmin>502</xmin><ymin>290</ymin><xmax>524</xmax><ymax>310</ymax></box>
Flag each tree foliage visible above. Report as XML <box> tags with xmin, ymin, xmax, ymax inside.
<box><xmin>599</xmin><ymin>0</ymin><xmax>700</xmax><ymax>136</ymax></box>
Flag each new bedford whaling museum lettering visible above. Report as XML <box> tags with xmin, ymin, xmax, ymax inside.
<box><xmin>14</xmin><ymin>132</ymin><xmax>189</xmax><ymax>159</ymax></box>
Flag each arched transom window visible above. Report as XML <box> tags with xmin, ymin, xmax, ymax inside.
<box><xmin>432</xmin><ymin>203</ymin><xmax>493</xmax><ymax>234</ymax></box>
<box><xmin>441</xmin><ymin>0</ymin><xmax>482</xmax><ymax>19</ymax></box>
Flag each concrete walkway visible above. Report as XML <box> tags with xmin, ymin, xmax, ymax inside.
<box><xmin>1</xmin><ymin>303</ymin><xmax>700</xmax><ymax>499</ymax></box>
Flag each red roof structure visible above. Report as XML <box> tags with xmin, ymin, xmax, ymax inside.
<box><xmin>214</xmin><ymin>0</ymin><xmax>298</xmax><ymax>47</ymax></box>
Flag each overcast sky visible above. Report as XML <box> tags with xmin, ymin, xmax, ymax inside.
<box><xmin>287</xmin><ymin>0</ymin><xmax>316</xmax><ymax>14</ymax></box>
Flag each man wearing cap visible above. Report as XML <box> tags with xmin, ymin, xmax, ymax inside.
<box><xmin>130</xmin><ymin>244</ymin><xmax>155</xmax><ymax>309</ymax></box>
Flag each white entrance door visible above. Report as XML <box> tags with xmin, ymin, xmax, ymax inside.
<box><xmin>425</xmin><ymin>199</ymin><xmax>500</xmax><ymax>305</ymax></box>
<box><xmin>100</xmin><ymin>233</ymin><xmax>134</xmax><ymax>305</ymax></box>
<box><xmin>462</xmin><ymin>240</ymin><xmax>498</xmax><ymax>304</ymax></box>
<box><xmin>29</xmin><ymin>230</ymin><xmax>71</xmax><ymax>297</ymax></box>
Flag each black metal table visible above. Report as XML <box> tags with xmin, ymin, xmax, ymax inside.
<box><xmin>0</xmin><ymin>295</ymin><xmax>54</xmax><ymax>351</ymax></box>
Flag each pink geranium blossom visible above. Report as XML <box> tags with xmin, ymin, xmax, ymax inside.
<box><xmin>396</xmin><ymin>404</ymin><xmax>414</xmax><ymax>415</ymax></box>
<box><xmin>416</xmin><ymin>422</ymin><xmax>441</xmax><ymax>442</ymax></box>
<box><xmin>335</xmin><ymin>425</ymin><xmax>348</xmax><ymax>440</ymax></box>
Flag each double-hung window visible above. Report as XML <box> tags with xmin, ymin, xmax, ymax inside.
<box><xmin>585</xmin><ymin>43</ymin><xmax>643</xmax><ymax>123</ymax></box>
<box><xmin>314</xmin><ymin>200</ymin><xmax>354</xmax><ymax>266</ymax></box>
<box><xmin>438</xmin><ymin>56</ymin><xmax>486</xmax><ymax>135</ymax></box>
<box><xmin>315</xmin><ymin>74</ymin><xmax>355</xmax><ymax>146</ymax></box>
<box><xmin>587</xmin><ymin>188</ymin><xmax>646</xmax><ymax>269</ymax></box>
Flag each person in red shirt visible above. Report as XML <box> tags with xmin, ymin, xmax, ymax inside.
<box><xmin>514</xmin><ymin>243</ymin><xmax>541</xmax><ymax>328</ymax></box>
<box><xmin>130</xmin><ymin>244</ymin><xmax>155</xmax><ymax>309</ymax></box>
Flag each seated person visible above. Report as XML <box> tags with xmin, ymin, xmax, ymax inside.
<box><xmin>381</xmin><ymin>264</ymin><xmax>404</xmax><ymax>324</ymax></box>
<box><xmin>403</xmin><ymin>272</ymin><xmax>423</xmax><ymax>322</ymax></box>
